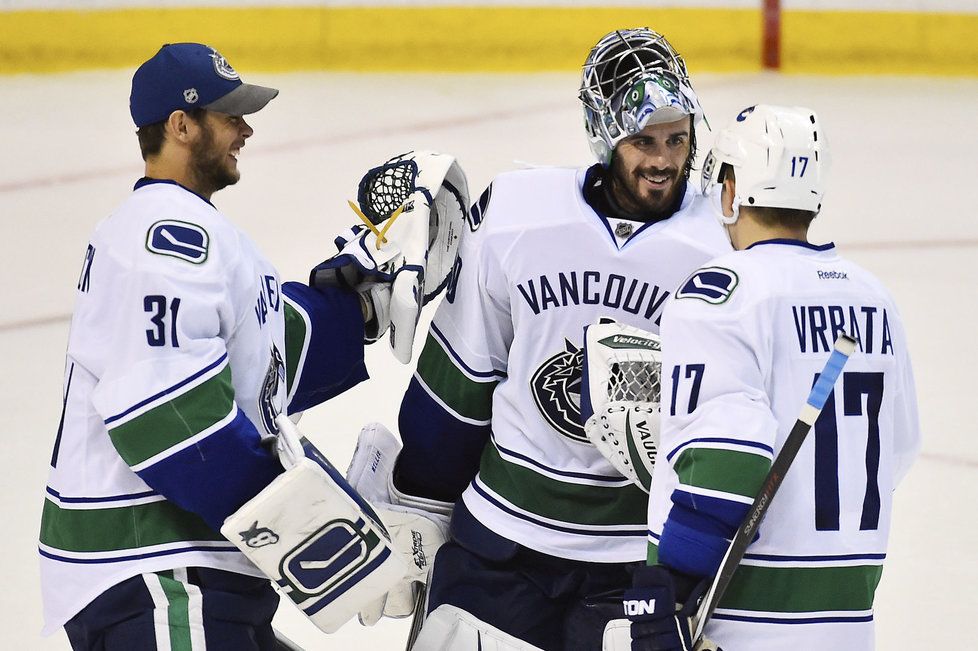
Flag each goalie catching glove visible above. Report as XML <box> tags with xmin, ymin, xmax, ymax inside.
<box><xmin>581</xmin><ymin>322</ymin><xmax>663</xmax><ymax>493</ymax></box>
<box><xmin>310</xmin><ymin>151</ymin><xmax>469</xmax><ymax>364</ymax></box>
<box><xmin>346</xmin><ymin>422</ymin><xmax>452</xmax><ymax>625</ymax></box>
<box><xmin>221</xmin><ymin>415</ymin><xmax>408</xmax><ymax>634</ymax></box>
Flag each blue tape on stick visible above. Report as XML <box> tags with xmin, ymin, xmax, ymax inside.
<box><xmin>807</xmin><ymin>345</ymin><xmax>853</xmax><ymax>410</ymax></box>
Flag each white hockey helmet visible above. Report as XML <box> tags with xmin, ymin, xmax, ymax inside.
<box><xmin>701</xmin><ymin>104</ymin><xmax>828</xmax><ymax>224</ymax></box>
<box><xmin>579</xmin><ymin>28</ymin><xmax>704</xmax><ymax>167</ymax></box>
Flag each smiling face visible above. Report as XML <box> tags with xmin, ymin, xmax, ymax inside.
<box><xmin>188</xmin><ymin>110</ymin><xmax>253</xmax><ymax>196</ymax></box>
<box><xmin>607</xmin><ymin>116</ymin><xmax>693</xmax><ymax>219</ymax></box>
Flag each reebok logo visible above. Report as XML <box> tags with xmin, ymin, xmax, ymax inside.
<box><xmin>817</xmin><ymin>270</ymin><xmax>848</xmax><ymax>280</ymax></box>
<box><xmin>624</xmin><ymin>598</ymin><xmax>656</xmax><ymax>617</ymax></box>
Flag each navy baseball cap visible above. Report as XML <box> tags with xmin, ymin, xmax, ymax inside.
<box><xmin>130</xmin><ymin>43</ymin><xmax>278</xmax><ymax>128</ymax></box>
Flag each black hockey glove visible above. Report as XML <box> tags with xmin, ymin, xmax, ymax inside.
<box><xmin>625</xmin><ymin>565</ymin><xmax>722</xmax><ymax>651</ymax></box>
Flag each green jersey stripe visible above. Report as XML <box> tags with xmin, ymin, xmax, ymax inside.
<box><xmin>722</xmin><ymin>562</ymin><xmax>882</xmax><ymax>613</ymax></box>
<box><xmin>159</xmin><ymin>573</ymin><xmax>193</xmax><ymax>651</ymax></box>
<box><xmin>108</xmin><ymin>365</ymin><xmax>236</xmax><ymax>466</ymax></box>
<box><xmin>283</xmin><ymin>297</ymin><xmax>309</xmax><ymax>397</ymax></box>
<box><xmin>479</xmin><ymin>442</ymin><xmax>647</xmax><ymax>526</ymax></box>
<box><xmin>647</xmin><ymin>544</ymin><xmax>881</xmax><ymax>612</ymax></box>
<box><xmin>416</xmin><ymin>333</ymin><xmax>497</xmax><ymax>421</ymax></box>
<box><xmin>39</xmin><ymin>497</ymin><xmax>222</xmax><ymax>553</ymax></box>
<box><xmin>674</xmin><ymin>447</ymin><xmax>771</xmax><ymax>498</ymax></box>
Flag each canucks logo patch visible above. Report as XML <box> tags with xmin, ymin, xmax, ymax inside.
<box><xmin>279</xmin><ymin>518</ymin><xmax>386</xmax><ymax>599</ymax></box>
<box><xmin>146</xmin><ymin>220</ymin><xmax>209</xmax><ymax>264</ymax></box>
<box><xmin>675</xmin><ymin>267</ymin><xmax>739</xmax><ymax>305</ymax></box>
<box><xmin>530</xmin><ymin>340</ymin><xmax>586</xmax><ymax>443</ymax></box>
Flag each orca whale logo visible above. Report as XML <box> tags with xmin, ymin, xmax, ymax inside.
<box><xmin>530</xmin><ymin>339</ymin><xmax>587</xmax><ymax>443</ymax></box>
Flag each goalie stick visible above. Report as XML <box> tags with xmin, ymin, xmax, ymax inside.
<box><xmin>404</xmin><ymin>576</ymin><xmax>428</xmax><ymax>650</ymax></box>
<box><xmin>690</xmin><ymin>334</ymin><xmax>857</xmax><ymax>644</ymax></box>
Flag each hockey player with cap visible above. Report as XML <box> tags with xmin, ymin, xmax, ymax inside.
<box><xmin>614</xmin><ymin>105</ymin><xmax>921</xmax><ymax>650</ymax></box>
<box><xmin>343</xmin><ymin>28</ymin><xmax>732</xmax><ymax>649</ymax></box>
<box><xmin>38</xmin><ymin>43</ymin><xmax>467</xmax><ymax>650</ymax></box>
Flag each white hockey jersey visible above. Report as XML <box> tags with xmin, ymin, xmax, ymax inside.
<box><xmin>40</xmin><ymin>179</ymin><xmax>367</xmax><ymax>633</ymax></box>
<box><xmin>398</xmin><ymin>167</ymin><xmax>731</xmax><ymax>562</ymax></box>
<box><xmin>648</xmin><ymin>239</ymin><xmax>921</xmax><ymax>650</ymax></box>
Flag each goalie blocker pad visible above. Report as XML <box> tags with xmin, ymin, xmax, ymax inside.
<box><xmin>221</xmin><ymin>441</ymin><xmax>408</xmax><ymax>634</ymax></box>
<box><xmin>582</xmin><ymin>322</ymin><xmax>663</xmax><ymax>493</ymax></box>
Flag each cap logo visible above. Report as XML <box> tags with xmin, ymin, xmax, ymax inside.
<box><xmin>208</xmin><ymin>47</ymin><xmax>239</xmax><ymax>81</ymax></box>
<box><xmin>184</xmin><ymin>88</ymin><xmax>198</xmax><ymax>104</ymax></box>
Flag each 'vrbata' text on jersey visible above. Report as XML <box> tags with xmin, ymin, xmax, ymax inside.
<box><xmin>792</xmin><ymin>304</ymin><xmax>893</xmax><ymax>355</ymax></box>
<box><xmin>517</xmin><ymin>271</ymin><xmax>670</xmax><ymax>325</ymax></box>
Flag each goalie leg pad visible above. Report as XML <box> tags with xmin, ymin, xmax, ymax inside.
<box><xmin>221</xmin><ymin>456</ymin><xmax>408</xmax><ymax>634</ymax></box>
<box><xmin>413</xmin><ymin>605</ymin><xmax>544</xmax><ymax>651</ymax></box>
<box><xmin>602</xmin><ymin>618</ymin><xmax>632</xmax><ymax>651</ymax></box>
<box><xmin>346</xmin><ymin>422</ymin><xmax>451</xmax><ymax>623</ymax></box>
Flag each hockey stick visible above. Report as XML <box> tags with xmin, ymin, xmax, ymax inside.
<box><xmin>690</xmin><ymin>334</ymin><xmax>857</xmax><ymax>644</ymax></box>
<box><xmin>404</xmin><ymin>568</ymin><xmax>432</xmax><ymax>650</ymax></box>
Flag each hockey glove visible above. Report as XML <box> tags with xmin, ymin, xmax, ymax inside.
<box><xmin>220</xmin><ymin>415</ymin><xmax>408</xmax><ymax>635</ymax></box>
<box><xmin>310</xmin><ymin>151</ymin><xmax>469</xmax><ymax>364</ymax></box>
<box><xmin>581</xmin><ymin>322</ymin><xmax>663</xmax><ymax>492</ymax></box>
<box><xmin>625</xmin><ymin>566</ymin><xmax>721</xmax><ymax>651</ymax></box>
<box><xmin>346</xmin><ymin>422</ymin><xmax>452</xmax><ymax>625</ymax></box>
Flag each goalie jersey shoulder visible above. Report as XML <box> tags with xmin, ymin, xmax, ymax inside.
<box><xmin>474</xmin><ymin>166</ymin><xmax>584</xmax><ymax>232</ymax></box>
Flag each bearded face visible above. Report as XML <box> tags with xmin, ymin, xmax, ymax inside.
<box><xmin>188</xmin><ymin>112</ymin><xmax>248</xmax><ymax>195</ymax></box>
<box><xmin>608</xmin><ymin>116</ymin><xmax>693</xmax><ymax>220</ymax></box>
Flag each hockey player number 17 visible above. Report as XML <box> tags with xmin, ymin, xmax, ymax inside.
<box><xmin>668</xmin><ymin>364</ymin><xmax>704</xmax><ymax>416</ymax></box>
<box><xmin>812</xmin><ymin>371</ymin><xmax>884</xmax><ymax>532</ymax></box>
<box><xmin>790</xmin><ymin>156</ymin><xmax>809</xmax><ymax>177</ymax></box>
